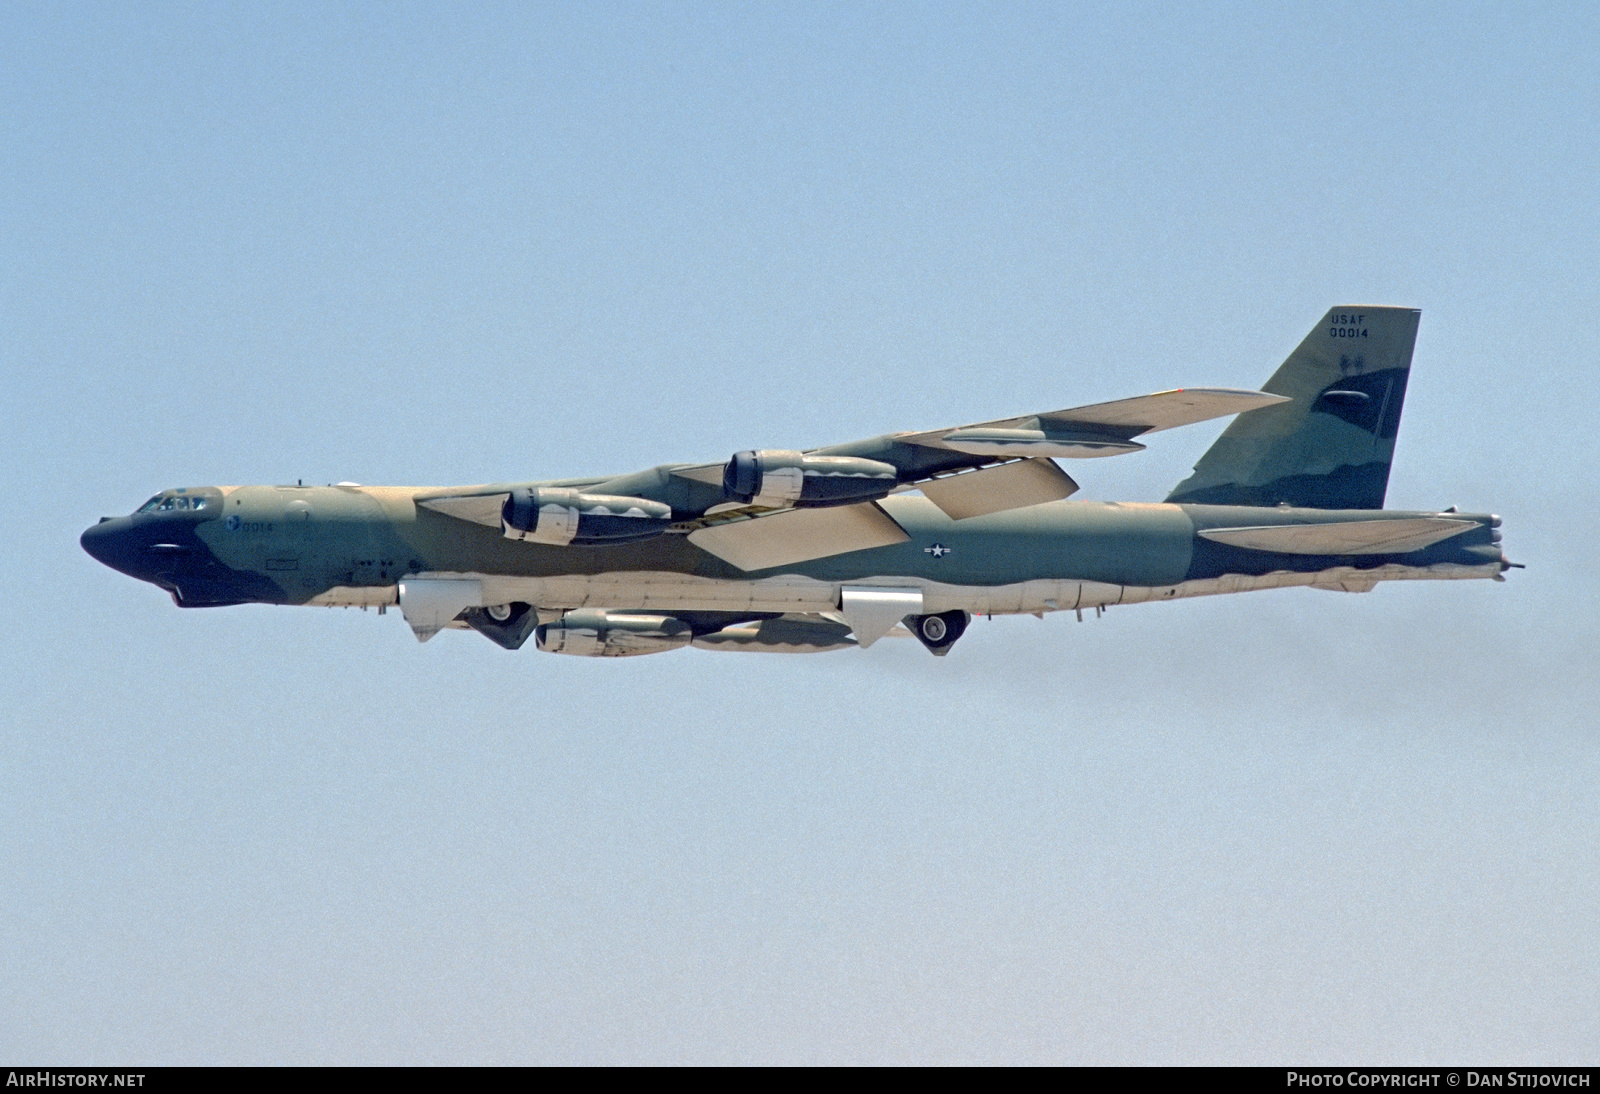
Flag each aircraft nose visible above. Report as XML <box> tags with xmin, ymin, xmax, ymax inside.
<box><xmin>81</xmin><ymin>517</ymin><xmax>142</xmax><ymax>576</ymax></box>
<box><xmin>81</xmin><ymin>518</ymin><xmax>114</xmax><ymax>563</ymax></box>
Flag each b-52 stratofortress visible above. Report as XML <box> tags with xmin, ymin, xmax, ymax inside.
<box><xmin>83</xmin><ymin>306</ymin><xmax>1513</xmax><ymax>657</ymax></box>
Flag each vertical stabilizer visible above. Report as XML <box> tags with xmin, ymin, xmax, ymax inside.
<box><xmin>1166</xmin><ymin>306</ymin><xmax>1420</xmax><ymax>509</ymax></box>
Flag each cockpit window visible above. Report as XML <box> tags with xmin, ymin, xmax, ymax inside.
<box><xmin>136</xmin><ymin>494</ymin><xmax>207</xmax><ymax>513</ymax></box>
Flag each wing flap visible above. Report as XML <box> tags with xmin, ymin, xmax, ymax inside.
<box><xmin>418</xmin><ymin>493</ymin><xmax>508</xmax><ymax>528</ymax></box>
<box><xmin>687</xmin><ymin>501</ymin><xmax>909</xmax><ymax>571</ymax></box>
<box><xmin>1198</xmin><ymin>517</ymin><xmax>1476</xmax><ymax>556</ymax></box>
<box><xmin>669</xmin><ymin>463</ymin><xmax>726</xmax><ymax>486</ymax></box>
<box><xmin>919</xmin><ymin>458</ymin><xmax>1078</xmax><ymax>520</ymax></box>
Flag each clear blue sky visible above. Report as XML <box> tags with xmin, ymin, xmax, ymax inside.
<box><xmin>3</xmin><ymin>1</ymin><xmax>1597</xmax><ymax>1063</ymax></box>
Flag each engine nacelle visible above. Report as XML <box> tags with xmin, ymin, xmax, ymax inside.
<box><xmin>502</xmin><ymin>487</ymin><xmax>673</xmax><ymax>546</ymax></box>
<box><xmin>722</xmin><ymin>450</ymin><xmax>898</xmax><ymax>508</ymax></box>
<box><xmin>534</xmin><ymin>609</ymin><xmax>692</xmax><ymax>657</ymax></box>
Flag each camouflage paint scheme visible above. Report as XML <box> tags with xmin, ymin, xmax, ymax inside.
<box><xmin>82</xmin><ymin>306</ymin><xmax>1513</xmax><ymax>657</ymax></box>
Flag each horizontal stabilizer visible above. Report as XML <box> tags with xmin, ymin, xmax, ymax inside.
<box><xmin>1198</xmin><ymin>517</ymin><xmax>1476</xmax><ymax>556</ymax></box>
<box><xmin>687</xmin><ymin>501</ymin><xmax>908</xmax><ymax>571</ymax></box>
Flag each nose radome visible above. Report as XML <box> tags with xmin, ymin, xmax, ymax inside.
<box><xmin>80</xmin><ymin>518</ymin><xmax>136</xmax><ymax>573</ymax></box>
<box><xmin>80</xmin><ymin>521</ymin><xmax>112</xmax><ymax>564</ymax></box>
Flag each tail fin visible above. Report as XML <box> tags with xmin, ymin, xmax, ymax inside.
<box><xmin>1165</xmin><ymin>306</ymin><xmax>1420</xmax><ymax>509</ymax></box>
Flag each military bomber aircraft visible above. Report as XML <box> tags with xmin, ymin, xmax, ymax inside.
<box><xmin>82</xmin><ymin>306</ymin><xmax>1512</xmax><ymax>657</ymax></box>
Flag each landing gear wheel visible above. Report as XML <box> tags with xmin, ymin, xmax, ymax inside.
<box><xmin>908</xmin><ymin>610</ymin><xmax>969</xmax><ymax>657</ymax></box>
<box><xmin>462</xmin><ymin>602</ymin><xmax>538</xmax><ymax>650</ymax></box>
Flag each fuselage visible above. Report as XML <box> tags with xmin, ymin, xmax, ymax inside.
<box><xmin>84</xmin><ymin>307</ymin><xmax>1501</xmax><ymax>653</ymax></box>
<box><xmin>82</xmin><ymin>484</ymin><xmax>1507</xmax><ymax>623</ymax></box>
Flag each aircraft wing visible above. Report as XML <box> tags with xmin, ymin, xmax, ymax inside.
<box><xmin>1043</xmin><ymin>387</ymin><xmax>1291</xmax><ymax>433</ymax></box>
<box><xmin>416</xmin><ymin>385</ymin><xmax>1287</xmax><ymax>569</ymax></box>
<box><xmin>896</xmin><ymin>387</ymin><xmax>1289</xmax><ymax>458</ymax></box>
<box><xmin>663</xmin><ymin>385</ymin><xmax>1286</xmax><ymax>496</ymax></box>
<box><xmin>672</xmin><ymin>387</ymin><xmax>1283</xmax><ymax>569</ymax></box>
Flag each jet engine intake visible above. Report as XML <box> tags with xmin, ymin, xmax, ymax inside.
<box><xmin>722</xmin><ymin>450</ymin><xmax>898</xmax><ymax>508</ymax></box>
<box><xmin>502</xmin><ymin>487</ymin><xmax>673</xmax><ymax>546</ymax></box>
<box><xmin>534</xmin><ymin>609</ymin><xmax>693</xmax><ymax>657</ymax></box>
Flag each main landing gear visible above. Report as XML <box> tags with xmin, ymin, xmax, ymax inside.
<box><xmin>907</xmin><ymin>610</ymin><xmax>970</xmax><ymax>657</ymax></box>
